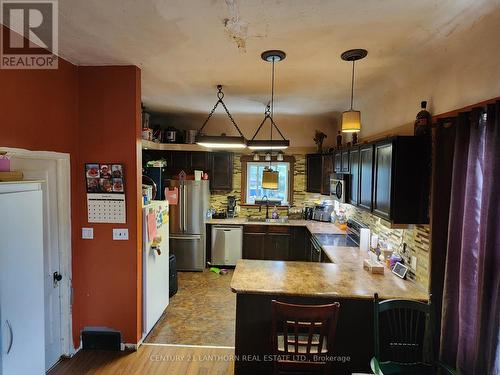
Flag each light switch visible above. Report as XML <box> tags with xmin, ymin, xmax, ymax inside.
<box><xmin>113</xmin><ymin>228</ymin><xmax>129</xmax><ymax>240</ymax></box>
<box><xmin>82</xmin><ymin>227</ymin><xmax>94</xmax><ymax>239</ymax></box>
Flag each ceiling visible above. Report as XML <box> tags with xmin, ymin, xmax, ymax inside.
<box><xmin>57</xmin><ymin>0</ymin><xmax>499</xmax><ymax>115</ymax></box>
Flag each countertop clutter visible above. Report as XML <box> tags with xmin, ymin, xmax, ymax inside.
<box><xmin>207</xmin><ymin>218</ymin><xmax>345</xmax><ymax>234</ymax></box>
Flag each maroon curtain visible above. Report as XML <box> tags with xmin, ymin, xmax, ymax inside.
<box><xmin>440</xmin><ymin>103</ymin><xmax>500</xmax><ymax>374</ymax></box>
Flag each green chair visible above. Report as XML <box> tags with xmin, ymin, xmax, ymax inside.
<box><xmin>371</xmin><ymin>293</ymin><xmax>457</xmax><ymax>375</ymax></box>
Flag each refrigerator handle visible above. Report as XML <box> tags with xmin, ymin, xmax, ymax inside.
<box><xmin>178</xmin><ymin>183</ymin><xmax>183</xmax><ymax>233</ymax></box>
<box><xmin>182</xmin><ymin>184</ymin><xmax>187</xmax><ymax>232</ymax></box>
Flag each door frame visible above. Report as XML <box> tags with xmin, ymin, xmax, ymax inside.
<box><xmin>0</xmin><ymin>147</ymin><xmax>74</xmax><ymax>358</ymax></box>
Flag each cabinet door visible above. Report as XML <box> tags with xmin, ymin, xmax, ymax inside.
<box><xmin>170</xmin><ymin>151</ymin><xmax>189</xmax><ymax>171</ymax></box>
<box><xmin>210</xmin><ymin>152</ymin><xmax>233</xmax><ymax>191</ymax></box>
<box><xmin>320</xmin><ymin>154</ymin><xmax>333</xmax><ymax>195</ymax></box>
<box><xmin>334</xmin><ymin>151</ymin><xmax>342</xmax><ymax>172</ymax></box>
<box><xmin>306</xmin><ymin>154</ymin><xmax>322</xmax><ymax>193</ymax></box>
<box><xmin>349</xmin><ymin>148</ymin><xmax>360</xmax><ymax>206</ymax></box>
<box><xmin>242</xmin><ymin>233</ymin><xmax>265</xmax><ymax>259</ymax></box>
<box><xmin>373</xmin><ymin>141</ymin><xmax>393</xmax><ymax>220</ymax></box>
<box><xmin>359</xmin><ymin>145</ymin><xmax>374</xmax><ymax>211</ymax></box>
<box><xmin>265</xmin><ymin>233</ymin><xmax>291</xmax><ymax>261</ymax></box>
<box><xmin>190</xmin><ymin>152</ymin><xmax>210</xmax><ymax>171</ymax></box>
<box><xmin>341</xmin><ymin>150</ymin><xmax>350</xmax><ymax>172</ymax></box>
<box><xmin>290</xmin><ymin>227</ymin><xmax>308</xmax><ymax>261</ymax></box>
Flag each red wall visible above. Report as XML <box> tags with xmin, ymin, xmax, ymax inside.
<box><xmin>75</xmin><ymin>66</ymin><xmax>142</xmax><ymax>344</ymax></box>
<box><xmin>0</xmin><ymin>28</ymin><xmax>143</xmax><ymax>347</ymax></box>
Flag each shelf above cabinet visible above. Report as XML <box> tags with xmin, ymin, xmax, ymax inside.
<box><xmin>142</xmin><ymin>139</ymin><xmax>212</xmax><ymax>152</ymax></box>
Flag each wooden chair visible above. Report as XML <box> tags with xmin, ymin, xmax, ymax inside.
<box><xmin>371</xmin><ymin>293</ymin><xmax>457</xmax><ymax>375</ymax></box>
<box><xmin>271</xmin><ymin>300</ymin><xmax>341</xmax><ymax>375</ymax></box>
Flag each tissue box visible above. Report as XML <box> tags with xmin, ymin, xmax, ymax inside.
<box><xmin>0</xmin><ymin>155</ymin><xmax>10</xmax><ymax>172</ymax></box>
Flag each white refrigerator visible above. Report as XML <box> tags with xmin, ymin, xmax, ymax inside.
<box><xmin>142</xmin><ymin>201</ymin><xmax>170</xmax><ymax>337</ymax></box>
<box><xmin>0</xmin><ymin>181</ymin><xmax>45</xmax><ymax>375</ymax></box>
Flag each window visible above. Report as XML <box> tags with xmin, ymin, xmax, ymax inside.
<box><xmin>241</xmin><ymin>155</ymin><xmax>295</xmax><ymax>206</ymax></box>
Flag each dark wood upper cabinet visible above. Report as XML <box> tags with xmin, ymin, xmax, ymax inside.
<box><xmin>341</xmin><ymin>150</ymin><xmax>350</xmax><ymax>172</ymax></box>
<box><xmin>347</xmin><ymin>137</ymin><xmax>431</xmax><ymax>224</ymax></box>
<box><xmin>170</xmin><ymin>151</ymin><xmax>189</xmax><ymax>171</ymax></box>
<box><xmin>349</xmin><ymin>147</ymin><xmax>360</xmax><ymax>206</ymax></box>
<box><xmin>321</xmin><ymin>154</ymin><xmax>333</xmax><ymax>195</ymax></box>
<box><xmin>359</xmin><ymin>144</ymin><xmax>374</xmax><ymax>211</ymax></box>
<box><xmin>373</xmin><ymin>141</ymin><xmax>393</xmax><ymax>220</ymax></box>
<box><xmin>306</xmin><ymin>154</ymin><xmax>322</xmax><ymax>193</ymax></box>
<box><xmin>334</xmin><ymin>151</ymin><xmax>342</xmax><ymax>172</ymax></box>
<box><xmin>210</xmin><ymin>152</ymin><xmax>233</xmax><ymax>192</ymax></box>
<box><xmin>190</xmin><ymin>152</ymin><xmax>210</xmax><ymax>171</ymax></box>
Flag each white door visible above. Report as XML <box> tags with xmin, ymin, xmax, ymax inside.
<box><xmin>9</xmin><ymin>158</ymin><xmax>63</xmax><ymax>370</ymax></box>
<box><xmin>0</xmin><ymin>187</ymin><xmax>45</xmax><ymax>375</ymax></box>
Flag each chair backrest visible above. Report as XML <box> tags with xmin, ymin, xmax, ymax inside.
<box><xmin>271</xmin><ymin>300</ymin><xmax>341</xmax><ymax>361</ymax></box>
<box><xmin>373</xmin><ymin>293</ymin><xmax>434</xmax><ymax>365</ymax></box>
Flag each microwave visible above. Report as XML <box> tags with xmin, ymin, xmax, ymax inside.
<box><xmin>330</xmin><ymin>173</ymin><xmax>349</xmax><ymax>203</ymax></box>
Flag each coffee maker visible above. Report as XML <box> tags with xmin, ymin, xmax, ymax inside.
<box><xmin>227</xmin><ymin>196</ymin><xmax>237</xmax><ymax>218</ymax></box>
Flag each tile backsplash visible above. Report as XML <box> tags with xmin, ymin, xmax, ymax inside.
<box><xmin>343</xmin><ymin>205</ymin><xmax>430</xmax><ymax>289</ymax></box>
<box><xmin>209</xmin><ymin>152</ymin><xmax>429</xmax><ymax>290</ymax></box>
<box><xmin>209</xmin><ymin>153</ymin><xmax>324</xmax><ymax>216</ymax></box>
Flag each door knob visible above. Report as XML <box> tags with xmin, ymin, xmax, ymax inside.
<box><xmin>53</xmin><ymin>271</ymin><xmax>62</xmax><ymax>284</ymax></box>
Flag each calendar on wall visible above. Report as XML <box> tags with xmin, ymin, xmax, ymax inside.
<box><xmin>85</xmin><ymin>163</ymin><xmax>126</xmax><ymax>223</ymax></box>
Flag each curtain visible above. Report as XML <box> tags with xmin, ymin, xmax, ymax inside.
<box><xmin>440</xmin><ymin>102</ymin><xmax>500</xmax><ymax>374</ymax></box>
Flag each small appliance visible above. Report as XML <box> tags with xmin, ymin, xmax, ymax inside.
<box><xmin>303</xmin><ymin>206</ymin><xmax>313</xmax><ymax>220</ymax></box>
<box><xmin>227</xmin><ymin>195</ymin><xmax>237</xmax><ymax>218</ymax></box>
<box><xmin>330</xmin><ymin>173</ymin><xmax>349</xmax><ymax>203</ymax></box>
<box><xmin>143</xmin><ymin>166</ymin><xmax>167</xmax><ymax>200</ymax></box>
<box><xmin>312</xmin><ymin>202</ymin><xmax>335</xmax><ymax>222</ymax></box>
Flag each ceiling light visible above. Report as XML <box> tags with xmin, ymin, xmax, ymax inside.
<box><xmin>341</xmin><ymin>49</ymin><xmax>367</xmax><ymax>133</ymax></box>
<box><xmin>265</xmin><ymin>152</ymin><xmax>271</xmax><ymax>161</ymax></box>
<box><xmin>277</xmin><ymin>152</ymin><xmax>284</xmax><ymax>161</ymax></box>
<box><xmin>253</xmin><ymin>153</ymin><xmax>260</xmax><ymax>161</ymax></box>
<box><xmin>247</xmin><ymin>50</ymin><xmax>290</xmax><ymax>150</ymax></box>
<box><xmin>196</xmin><ymin>85</ymin><xmax>247</xmax><ymax>149</ymax></box>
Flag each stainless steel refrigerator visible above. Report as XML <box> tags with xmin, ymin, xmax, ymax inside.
<box><xmin>167</xmin><ymin>179</ymin><xmax>210</xmax><ymax>271</ymax></box>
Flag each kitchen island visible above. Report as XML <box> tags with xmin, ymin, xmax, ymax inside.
<box><xmin>230</xmin><ymin>252</ymin><xmax>427</xmax><ymax>375</ymax></box>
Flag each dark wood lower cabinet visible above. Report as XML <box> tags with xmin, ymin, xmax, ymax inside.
<box><xmin>242</xmin><ymin>225</ymin><xmax>266</xmax><ymax>260</ymax></box>
<box><xmin>242</xmin><ymin>225</ymin><xmax>303</xmax><ymax>261</ymax></box>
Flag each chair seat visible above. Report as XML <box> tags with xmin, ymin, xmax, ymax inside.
<box><xmin>370</xmin><ymin>358</ymin><xmax>442</xmax><ymax>375</ymax></box>
<box><xmin>277</xmin><ymin>334</ymin><xmax>328</xmax><ymax>354</ymax></box>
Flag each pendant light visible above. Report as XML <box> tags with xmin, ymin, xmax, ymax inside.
<box><xmin>247</xmin><ymin>50</ymin><xmax>290</xmax><ymax>150</ymax></box>
<box><xmin>196</xmin><ymin>85</ymin><xmax>247</xmax><ymax>149</ymax></box>
<box><xmin>341</xmin><ymin>49</ymin><xmax>367</xmax><ymax>133</ymax></box>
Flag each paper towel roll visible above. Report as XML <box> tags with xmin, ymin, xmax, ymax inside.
<box><xmin>360</xmin><ymin>228</ymin><xmax>371</xmax><ymax>252</ymax></box>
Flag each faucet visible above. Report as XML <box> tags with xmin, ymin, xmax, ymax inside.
<box><xmin>258</xmin><ymin>195</ymin><xmax>270</xmax><ymax>219</ymax></box>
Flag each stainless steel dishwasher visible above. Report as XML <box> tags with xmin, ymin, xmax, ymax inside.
<box><xmin>211</xmin><ymin>226</ymin><xmax>243</xmax><ymax>266</ymax></box>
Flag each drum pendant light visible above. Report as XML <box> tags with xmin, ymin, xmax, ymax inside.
<box><xmin>196</xmin><ymin>85</ymin><xmax>247</xmax><ymax>149</ymax></box>
<box><xmin>247</xmin><ymin>50</ymin><xmax>290</xmax><ymax>150</ymax></box>
<box><xmin>341</xmin><ymin>49</ymin><xmax>367</xmax><ymax>133</ymax></box>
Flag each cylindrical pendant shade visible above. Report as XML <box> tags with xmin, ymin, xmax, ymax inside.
<box><xmin>262</xmin><ymin>169</ymin><xmax>279</xmax><ymax>190</ymax></box>
<box><xmin>341</xmin><ymin>110</ymin><xmax>361</xmax><ymax>133</ymax></box>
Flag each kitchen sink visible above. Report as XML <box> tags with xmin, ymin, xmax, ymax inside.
<box><xmin>247</xmin><ymin>217</ymin><xmax>289</xmax><ymax>223</ymax></box>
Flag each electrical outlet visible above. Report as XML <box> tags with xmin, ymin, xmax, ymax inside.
<box><xmin>113</xmin><ymin>228</ymin><xmax>129</xmax><ymax>240</ymax></box>
<box><xmin>82</xmin><ymin>227</ymin><xmax>94</xmax><ymax>239</ymax></box>
<box><xmin>411</xmin><ymin>255</ymin><xmax>417</xmax><ymax>270</ymax></box>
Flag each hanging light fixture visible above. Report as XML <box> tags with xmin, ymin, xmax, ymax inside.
<box><xmin>341</xmin><ymin>49</ymin><xmax>367</xmax><ymax>133</ymax></box>
<box><xmin>196</xmin><ymin>85</ymin><xmax>247</xmax><ymax>149</ymax></box>
<box><xmin>247</xmin><ymin>50</ymin><xmax>290</xmax><ymax>150</ymax></box>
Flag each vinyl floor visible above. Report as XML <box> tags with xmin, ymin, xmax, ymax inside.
<box><xmin>145</xmin><ymin>269</ymin><xmax>236</xmax><ymax>346</ymax></box>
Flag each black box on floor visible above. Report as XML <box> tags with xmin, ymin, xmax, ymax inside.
<box><xmin>82</xmin><ymin>327</ymin><xmax>121</xmax><ymax>351</ymax></box>
<box><xmin>169</xmin><ymin>254</ymin><xmax>178</xmax><ymax>297</ymax></box>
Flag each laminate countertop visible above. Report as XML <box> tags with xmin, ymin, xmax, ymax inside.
<box><xmin>206</xmin><ymin>218</ymin><xmax>345</xmax><ymax>234</ymax></box>
<box><xmin>230</xmin><ymin>253</ymin><xmax>428</xmax><ymax>300</ymax></box>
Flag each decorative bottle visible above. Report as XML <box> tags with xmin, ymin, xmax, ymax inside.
<box><xmin>414</xmin><ymin>101</ymin><xmax>432</xmax><ymax>137</ymax></box>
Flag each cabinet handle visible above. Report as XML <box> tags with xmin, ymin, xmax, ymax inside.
<box><xmin>5</xmin><ymin>319</ymin><xmax>13</xmax><ymax>354</ymax></box>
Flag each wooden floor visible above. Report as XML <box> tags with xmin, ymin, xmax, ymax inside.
<box><xmin>49</xmin><ymin>344</ymin><xmax>234</xmax><ymax>375</ymax></box>
<box><xmin>145</xmin><ymin>269</ymin><xmax>236</xmax><ymax>346</ymax></box>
